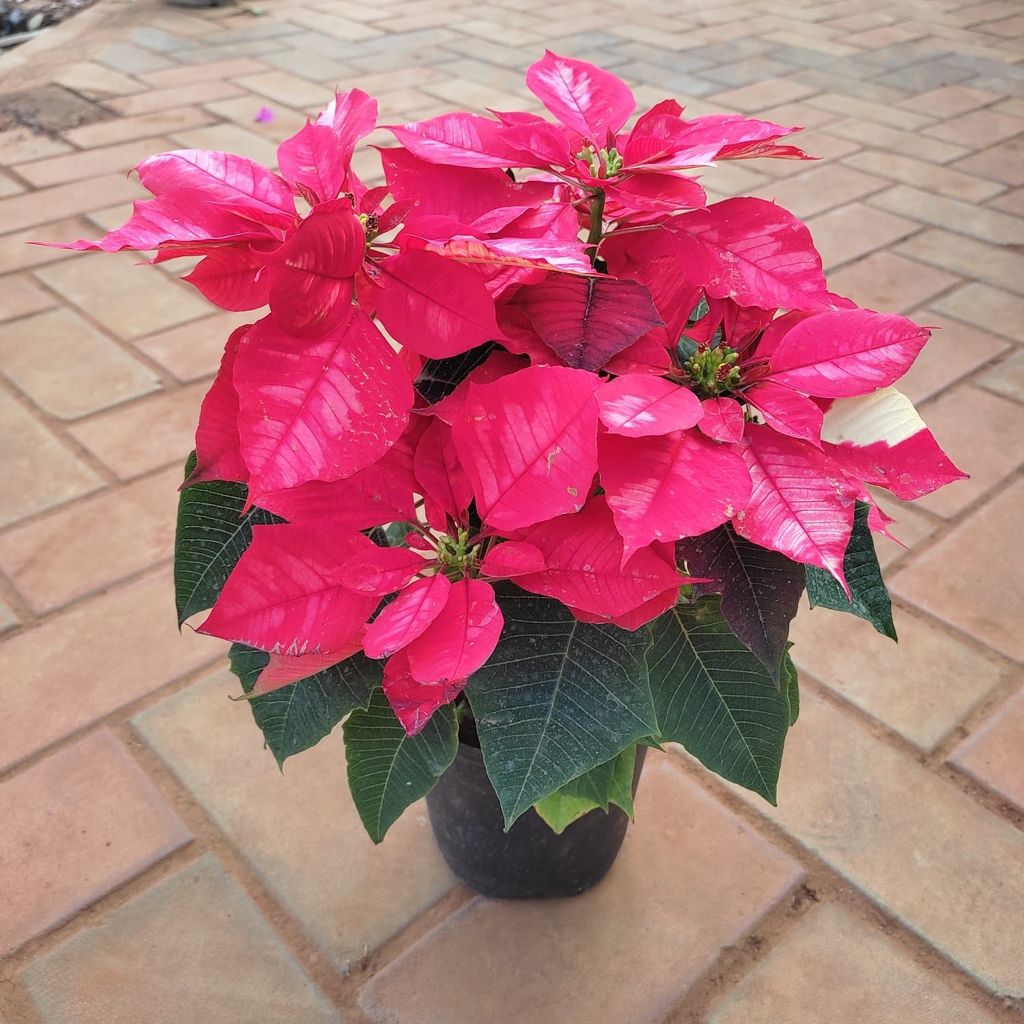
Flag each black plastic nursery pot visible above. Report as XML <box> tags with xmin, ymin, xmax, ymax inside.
<box><xmin>426</xmin><ymin>735</ymin><xmax>646</xmax><ymax>899</ymax></box>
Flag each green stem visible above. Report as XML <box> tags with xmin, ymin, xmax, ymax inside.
<box><xmin>586</xmin><ymin>188</ymin><xmax>606</xmax><ymax>265</ymax></box>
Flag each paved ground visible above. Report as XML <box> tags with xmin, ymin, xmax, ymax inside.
<box><xmin>0</xmin><ymin>0</ymin><xmax>1022</xmax><ymax>1021</ymax></box>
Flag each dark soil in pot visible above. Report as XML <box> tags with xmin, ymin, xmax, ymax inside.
<box><xmin>426</xmin><ymin>721</ymin><xmax>645</xmax><ymax>899</ymax></box>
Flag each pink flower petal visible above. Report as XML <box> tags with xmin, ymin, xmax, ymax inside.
<box><xmin>47</xmin><ymin>188</ymin><xmax>271</xmax><ymax>254</ymax></box>
<box><xmin>820</xmin><ymin>387</ymin><xmax>967</xmax><ymax>500</ymax></box>
<box><xmin>514</xmin><ymin>275</ymin><xmax>664</xmax><ymax>372</ymax></box>
<box><xmin>525</xmin><ymin>50</ymin><xmax>635</xmax><ymax>137</ymax></box>
<box><xmin>413</xmin><ymin>418</ymin><xmax>473</xmax><ymax>526</ymax></box>
<box><xmin>386</xmin><ymin>112</ymin><xmax>518</xmax><ymax>168</ymax></box>
<box><xmin>405</xmin><ymin>578</ymin><xmax>504</xmax><ymax>684</ymax></box>
<box><xmin>363</xmin><ymin>574</ymin><xmax>452</xmax><ymax>659</ymax></box>
<box><xmin>136</xmin><ymin>150</ymin><xmax>295</xmax><ymax>230</ymax></box>
<box><xmin>765</xmin><ymin>308</ymin><xmax>930</xmax><ymax>398</ymax></box>
<box><xmin>734</xmin><ymin>424</ymin><xmax>857</xmax><ymax>589</ymax></box>
<box><xmin>375</xmin><ymin>250</ymin><xmax>501</xmax><ymax>358</ymax></box>
<box><xmin>338</xmin><ymin>545</ymin><xmax>426</xmax><ymax>598</ymax></box>
<box><xmin>276</xmin><ymin>122</ymin><xmax>344</xmax><ymax>205</ymax></box>
<box><xmin>188</xmin><ymin>325</ymin><xmax>249</xmax><ymax>485</ymax></box>
<box><xmin>669</xmin><ymin>197</ymin><xmax>829</xmax><ymax>312</ymax></box>
<box><xmin>234</xmin><ymin>309</ymin><xmax>413</xmax><ymax>501</ymax></box>
<box><xmin>698</xmin><ymin>397</ymin><xmax>745</xmax><ymax>443</ymax></box>
<box><xmin>264</xmin><ymin>199</ymin><xmax>365</xmax><ymax>337</ymax></box>
<box><xmin>383</xmin><ymin>649</ymin><xmax>465</xmax><ymax>736</ymax></box>
<box><xmin>183</xmin><ymin>247</ymin><xmax>270</xmax><ymax>311</ymax></box>
<box><xmin>253</xmin><ymin>642</ymin><xmax>364</xmax><ymax>694</ymax></box>
<box><xmin>516</xmin><ymin>496</ymin><xmax>682</xmax><ymax>618</ymax></box>
<box><xmin>256</xmin><ymin>433</ymin><xmax>419</xmax><ymax>528</ymax></box>
<box><xmin>597</xmin><ymin>374</ymin><xmax>703</xmax><ymax>437</ymax></box>
<box><xmin>450</xmin><ymin>365</ymin><xmax>600</xmax><ymax>532</ymax></box>
<box><xmin>743</xmin><ymin>380</ymin><xmax>823</xmax><ymax>447</ymax></box>
<box><xmin>198</xmin><ymin>524</ymin><xmax>378</xmax><ymax>655</ymax></box>
<box><xmin>600</xmin><ymin>429</ymin><xmax>752</xmax><ymax>560</ymax></box>
<box><xmin>479</xmin><ymin>541</ymin><xmax>547</xmax><ymax>579</ymax></box>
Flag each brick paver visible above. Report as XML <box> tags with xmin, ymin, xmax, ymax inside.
<box><xmin>133</xmin><ymin>669</ymin><xmax>457</xmax><ymax>974</ymax></box>
<box><xmin>20</xmin><ymin>855</ymin><xmax>341</xmax><ymax>1024</ymax></box>
<box><xmin>0</xmin><ymin>730</ymin><xmax>190</xmax><ymax>955</ymax></box>
<box><xmin>1</xmin><ymin>0</ymin><xmax>1022</xmax><ymax>1020</ymax></box>
<box><xmin>359</xmin><ymin>758</ymin><xmax>802</xmax><ymax>1024</ymax></box>
<box><xmin>789</xmin><ymin>602</ymin><xmax>1008</xmax><ymax>751</ymax></box>
<box><xmin>950</xmin><ymin>689</ymin><xmax>1024</xmax><ymax>812</ymax></box>
<box><xmin>706</xmin><ymin>904</ymin><xmax>1002</xmax><ymax>1024</ymax></box>
<box><xmin>725</xmin><ymin>692</ymin><xmax>1024</xmax><ymax>998</ymax></box>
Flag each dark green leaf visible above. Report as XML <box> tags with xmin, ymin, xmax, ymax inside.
<box><xmin>344</xmin><ymin>689</ymin><xmax>458</xmax><ymax>843</ymax></box>
<box><xmin>229</xmin><ymin>643</ymin><xmax>380</xmax><ymax>768</ymax></box>
<box><xmin>415</xmin><ymin>343</ymin><xmax>496</xmax><ymax>402</ymax></box>
<box><xmin>782</xmin><ymin>646</ymin><xmax>799</xmax><ymax>726</ymax></box>
<box><xmin>366</xmin><ymin>521</ymin><xmax>416</xmax><ymax>548</ymax></box>
<box><xmin>676</xmin><ymin>335</ymin><xmax>699</xmax><ymax>361</ymax></box>
<box><xmin>678</xmin><ymin>524</ymin><xmax>805</xmax><ymax>681</ymax></box>
<box><xmin>805</xmin><ymin>501</ymin><xmax>897</xmax><ymax>641</ymax></box>
<box><xmin>533</xmin><ymin>744</ymin><xmax>636</xmax><ymax>834</ymax></box>
<box><xmin>647</xmin><ymin>598</ymin><xmax>790</xmax><ymax>803</ymax></box>
<box><xmin>466</xmin><ymin>587</ymin><xmax>656</xmax><ymax>828</ymax></box>
<box><xmin>174</xmin><ymin>455</ymin><xmax>281</xmax><ymax>626</ymax></box>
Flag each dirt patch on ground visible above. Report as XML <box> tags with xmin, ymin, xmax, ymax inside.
<box><xmin>0</xmin><ymin>82</ymin><xmax>111</xmax><ymax>130</ymax></box>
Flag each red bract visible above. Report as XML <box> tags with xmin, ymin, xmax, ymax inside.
<box><xmin>63</xmin><ymin>53</ymin><xmax>965</xmax><ymax>739</ymax></box>
<box><xmin>600</xmin><ymin>429</ymin><xmax>753</xmax><ymax>560</ymax></box>
<box><xmin>450</xmin><ymin>364</ymin><xmax>600</xmax><ymax>532</ymax></box>
<box><xmin>514</xmin><ymin>496</ymin><xmax>690</xmax><ymax>617</ymax></box>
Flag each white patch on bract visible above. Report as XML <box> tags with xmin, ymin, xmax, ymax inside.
<box><xmin>821</xmin><ymin>387</ymin><xmax>922</xmax><ymax>447</ymax></box>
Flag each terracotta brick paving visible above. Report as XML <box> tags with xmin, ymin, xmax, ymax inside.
<box><xmin>0</xmin><ymin>0</ymin><xmax>1021</xmax><ymax>1021</ymax></box>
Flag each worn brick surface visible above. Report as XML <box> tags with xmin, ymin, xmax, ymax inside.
<box><xmin>0</xmin><ymin>274</ymin><xmax>55</xmax><ymax>321</ymax></box>
<box><xmin>134</xmin><ymin>670</ymin><xmax>457</xmax><ymax>973</ymax></box>
<box><xmin>790</xmin><ymin>603</ymin><xmax>1007</xmax><ymax>750</ymax></box>
<box><xmin>933</xmin><ymin>281</ymin><xmax>1024</xmax><ymax>342</ymax></box>
<box><xmin>826</xmin><ymin>251</ymin><xmax>958</xmax><ymax>313</ymax></box>
<box><xmin>0</xmin><ymin>175</ymin><xmax>147</xmax><ymax>234</ymax></box>
<box><xmin>896</xmin><ymin>312</ymin><xmax>1009</xmax><ymax>406</ymax></box>
<box><xmin>13</xmin><ymin>138</ymin><xmax>174</xmax><ymax>188</ymax></box>
<box><xmin>0</xmin><ymin>307</ymin><xmax>161</xmax><ymax>419</ymax></box>
<box><xmin>2</xmin><ymin>1</ymin><xmax>1024</xmax><ymax>1019</ymax></box>
<box><xmin>0</xmin><ymin>572</ymin><xmax>223</xmax><ymax>771</ymax></box>
<box><xmin>360</xmin><ymin>757</ymin><xmax>802</xmax><ymax>1024</ymax></box>
<box><xmin>36</xmin><ymin>254</ymin><xmax>211</xmax><ymax>340</ymax></box>
<box><xmin>727</xmin><ymin>692</ymin><xmax>1024</xmax><ymax>997</ymax></box>
<box><xmin>950</xmin><ymin>689</ymin><xmax>1024</xmax><ymax>812</ymax></box>
<box><xmin>897</xmin><ymin>228</ymin><xmax>1024</xmax><ymax>295</ymax></box>
<box><xmin>0</xmin><ymin>128</ymin><xmax>72</xmax><ymax>165</ymax></box>
<box><xmin>753</xmin><ymin>163</ymin><xmax>889</xmax><ymax>217</ymax></box>
<box><xmin>823</xmin><ymin>116</ymin><xmax>969</xmax><ymax>163</ymax></box>
<box><xmin>133</xmin><ymin>310</ymin><xmax>252</xmax><ymax>382</ymax></box>
<box><xmin>0</xmin><ymin>388</ymin><xmax>102</xmax><ymax>527</ymax></box>
<box><xmin>913</xmin><ymin>386</ymin><xmax>1024</xmax><ymax>516</ymax></box>
<box><xmin>892</xmin><ymin>480</ymin><xmax>1024</xmax><ymax>663</ymax></box>
<box><xmin>21</xmin><ymin>855</ymin><xmax>341</xmax><ymax>1024</ymax></box>
<box><xmin>68</xmin><ymin>381</ymin><xmax>207</xmax><ymax>477</ymax></box>
<box><xmin>0</xmin><ymin>730</ymin><xmax>190</xmax><ymax>955</ymax></box>
<box><xmin>869</xmin><ymin>184</ymin><xmax>1024</xmax><ymax>244</ymax></box>
<box><xmin>0</xmin><ymin>217</ymin><xmax>91</xmax><ymax>275</ymax></box>
<box><xmin>0</xmin><ymin>466</ymin><xmax>180</xmax><ymax>612</ymax></box>
<box><xmin>706</xmin><ymin>904</ymin><xmax>1002</xmax><ymax>1024</ymax></box>
<box><xmin>804</xmin><ymin>202</ymin><xmax>918</xmax><ymax>269</ymax></box>
<box><xmin>978</xmin><ymin>347</ymin><xmax>1024</xmax><ymax>402</ymax></box>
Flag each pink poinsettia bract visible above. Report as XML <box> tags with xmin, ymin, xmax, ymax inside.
<box><xmin>56</xmin><ymin>51</ymin><xmax>964</xmax><ymax>736</ymax></box>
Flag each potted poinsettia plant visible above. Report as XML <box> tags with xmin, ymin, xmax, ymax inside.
<box><xmin>54</xmin><ymin>52</ymin><xmax>964</xmax><ymax>899</ymax></box>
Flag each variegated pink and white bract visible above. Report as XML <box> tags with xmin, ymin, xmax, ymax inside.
<box><xmin>63</xmin><ymin>51</ymin><xmax>964</xmax><ymax>736</ymax></box>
